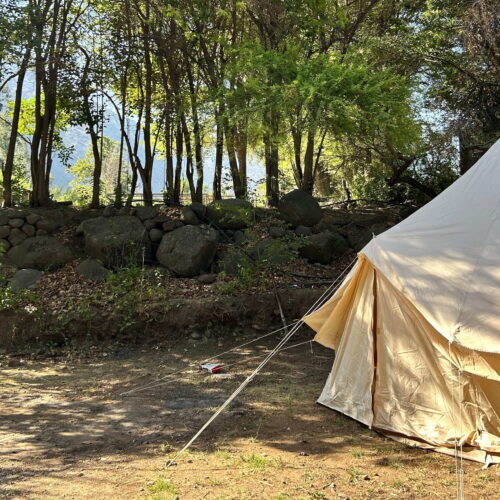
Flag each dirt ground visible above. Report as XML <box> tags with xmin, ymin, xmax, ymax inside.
<box><xmin>0</xmin><ymin>331</ymin><xmax>498</xmax><ymax>500</ymax></box>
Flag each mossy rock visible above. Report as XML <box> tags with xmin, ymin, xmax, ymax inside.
<box><xmin>206</xmin><ymin>199</ymin><xmax>254</xmax><ymax>230</ymax></box>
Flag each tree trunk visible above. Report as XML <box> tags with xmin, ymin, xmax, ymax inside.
<box><xmin>164</xmin><ymin>119</ymin><xmax>174</xmax><ymax>203</ymax></box>
<box><xmin>2</xmin><ymin>48</ymin><xmax>31</xmax><ymax>207</ymax></box>
<box><xmin>115</xmin><ymin>129</ymin><xmax>124</xmax><ymax>208</ymax></box>
<box><xmin>223</xmin><ymin>121</ymin><xmax>245</xmax><ymax>198</ymax></box>
<box><xmin>263</xmin><ymin>111</ymin><xmax>279</xmax><ymax>206</ymax></box>
<box><xmin>181</xmin><ymin>114</ymin><xmax>196</xmax><ymax>202</ymax></box>
<box><xmin>173</xmin><ymin>120</ymin><xmax>183</xmax><ymax>203</ymax></box>
<box><xmin>186</xmin><ymin>65</ymin><xmax>203</xmax><ymax>202</ymax></box>
<box><xmin>213</xmin><ymin>111</ymin><xmax>223</xmax><ymax>200</ymax></box>
<box><xmin>301</xmin><ymin>129</ymin><xmax>315</xmax><ymax>193</ymax></box>
<box><xmin>235</xmin><ymin>125</ymin><xmax>247</xmax><ymax>196</ymax></box>
<box><xmin>89</xmin><ymin>128</ymin><xmax>102</xmax><ymax>208</ymax></box>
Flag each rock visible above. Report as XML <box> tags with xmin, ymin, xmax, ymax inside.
<box><xmin>9</xmin><ymin>269</ymin><xmax>43</xmax><ymax>292</ymax></box>
<box><xmin>75</xmin><ymin>258</ymin><xmax>110</xmax><ymax>282</ymax></box>
<box><xmin>345</xmin><ymin>222</ymin><xmax>391</xmax><ymax>251</ymax></box>
<box><xmin>269</xmin><ymin>226</ymin><xmax>286</xmax><ymax>239</ymax></box>
<box><xmin>36</xmin><ymin>218</ymin><xmax>57</xmax><ymax>233</ymax></box>
<box><xmin>8</xmin><ymin>218</ymin><xmax>24</xmax><ymax>228</ymax></box>
<box><xmin>181</xmin><ymin>206</ymin><xmax>200</xmax><ymax>225</ymax></box>
<box><xmin>206</xmin><ymin>199</ymin><xmax>254</xmax><ymax>229</ymax></box>
<box><xmin>299</xmin><ymin>232</ymin><xmax>349</xmax><ymax>264</ymax></box>
<box><xmin>190</xmin><ymin>331</ymin><xmax>202</xmax><ymax>340</ymax></box>
<box><xmin>103</xmin><ymin>205</ymin><xmax>117</xmax><ymax>217</ymax></box>
<box><xmin>162</xmin><ymin>220</ymin><xmax>183</xmax><ymax>232</ymax></box>
<box><xmin>7</xmin><ymin>236</ymin><xmax>73</xmax><ymax>270</ymax></box>
<box><xmin>26</xmin><ymin>213</ymin><xmax>41</xmax><ymax>225</ymax></box>
<box><xmin>0</xmin><ymin>226</ymin><xmax>9</xmax><ymax>239</ymax></box>
<box><xmin>149</xmin><ymin>228</ymin><xmax>163</xmax><ymax>242</ymax></box>
<box><xmin>7</xmin><ymin>358</ymin><xmax>22</xmax><ymax>368</ymax></box>
<box><xmin>249</xmin><ymin>240</ymin><xmax>293</xmax><ymax>266</ymax></box>
<box><xmin>295</xmin><ymin>225</ymin><xmax>312</xmax><ymax>236</ymax></box>
<box><xmin>0</xmin><ymin>239</ymin><xmax>11</xmax><ymax>252</ymax></box>
<box><xmin>345</xmin><ymin>225</ymin><xmax>372</xmax><ymax>251</ymax></box>
<box><xmin>0</xmin><ymin>213</ymin><xmax>8</xmax><ymax>226</ymax></box>
<box><xmin>134</xmin><ymin>206</ymin><xmax>157</xmax><ymax>221</ymax></box>
<box><xmin>143</xmin><ymin>219</ymin><xmax>156</xmax><ymax>230</ymax></box>
<box><xmin>197</xmin><ymin>273</ymin><xmax>217</xmax><ymax>284</ymax></box>
<box><xmin>36</xmin><ymin>229</ymin><xmax>48</xmax><ymax>236</ymax></box>
<box><xmin>233</xmin><ymin>230</ymin><xmax>246</xmax><ymax>245</ymax></box>
<box><xmin>21</xmin><ymin>224</ymin><xmax>36</xmax><ymax>237</ymax></box>
<box><xmin>218</xmin><ymin>251</ymin><xmax>253</xmax><ymax>275</ymax></box>
<box><xmin>8</xmin><ymin>228</ymin><xmax>27</xmax><ymax>246</ymax></box>
<box><xmin>76</xmin><ymin>216</ymin><xmax>147</xmax><ymax>268</ymax></box>
<box><xmin>6</xmin><ymin>209</ymin><xmax>28</xmax><ymax>218</ymax></box>
<box><xmin>117</xmin><ymin>206</ymin><xmax>130</xmax><ymax>215</ymax></box>
<box><xmin>190</xmin><ymin>202</ymin><xmax>206</xmax><ymax>220</ymax></box>
<box><xmin>157</xmin><ymin>225</ymin><xmax>218</xmax><ymax>277</ymax></box>
<box><xmin>278</xmin><ymin>189</ymin><xmax>323</xmax><ymax>227</ymax></box>
<box><xmin>312</xmin><ymin>213</ymin><xmax>346</xmax><ymax>233</ymax></box>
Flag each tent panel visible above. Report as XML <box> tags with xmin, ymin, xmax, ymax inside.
<box><xmin>317</xmin><ymin>262</ymin><xmax>375</xmax><ymax>426</ymax></box>
<box><xmin>373</xmin><ymin>272</ymin><xmax>500</xmax><ymax>454</ymax></box>
<box><xmin>363</xmin><ymin>139</ymin><xmax>500</xmax><ymax>353</ymax></box>
<box><xmin>304</xmin><ymin>259</ymin><xmax>362</xmax><ymax>350</ymax></box>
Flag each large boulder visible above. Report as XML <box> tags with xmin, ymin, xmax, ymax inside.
<box><xmin>10</xmin><ymin>269</ymin><xmax>43</xmax><ymax>292</ymax></box>
<box><xmin>157</xmin><ymin>225</ymin><xmax>218</xmax><ymax>276</ymax></box>
<box><xmin>181</xmin><ymin>206</ymin><xmax>201</xmax><ymax>225</ymax></box>
<box><xmin>76</xmin><ymin>216</ymin><xmax>147</xmax><ymax>268</ymax></box>
<box><xmin>133</xmin><ymin>206</ymin><xmax>157</xmax><ymax>221</ymax></box>
<box><xmin>76</xmin><ymin>258</ymin><xmax>111</xmax><ymax>282</ymax></box>
<box><xmin>345</xmin><ymin>222</ymin><xmax>391</xmax><ymax>251</ymax></box>
<box><xmin>299</xmin><ymin>231</ymin><xmax>348</xmax><ymax>264</ymax></box>
<box><xmin>7</xmin><ymin>236</ymin><xmax>73</xmax><ymax>270</ymax></box>
<box><xmin>206</xmin><ymin>199</ymin><xmax>254</xmax><ymax>230</ymax></box>
<box><xmin>278</xmin><ymin>189</ymin><xmax>323</xmax><ymax>227</ymax></box>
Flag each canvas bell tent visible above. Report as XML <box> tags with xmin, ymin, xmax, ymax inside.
<box><xmin>305</xmin><ymin>139</ymin><xmax>500</xmax><ymax>465</ymax></box>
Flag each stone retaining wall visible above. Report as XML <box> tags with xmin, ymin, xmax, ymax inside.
<box><xmin>0</xmin><ymin>209</ymin><xmax>59</xmax><ymax>253</ymax></box>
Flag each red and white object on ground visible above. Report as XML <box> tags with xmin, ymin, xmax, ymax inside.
<box><xmin>200</xmin><ymin>363</ymin><xmax>222</xmax><ymax>373</ymax></box>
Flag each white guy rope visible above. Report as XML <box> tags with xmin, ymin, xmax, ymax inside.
<box><xmin>165</xmin><ymin>256</ymin><xmax>357</xmax><ymax>467</ymax></box>
<box><xmin>122</xmin><ymin>256</ymin><xmax>356</xmax><ymax>397</ymax></box>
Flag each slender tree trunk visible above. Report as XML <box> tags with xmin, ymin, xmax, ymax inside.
<box><xmin>141</xmin><ymin>0</ymin><xmax>154</xmax><ymax>206</ymax></box>
<box><xmin>264</xmin><ymin>111</ymin><xmax>279</xmax><ymax>206</ymax></box>
<box><xmin>301</xmin><ymin>129</ymin><xmax>315</xmax><ymax>193</ymax></box>
<box><xmin>186</xmin><ymin>65</ymin><xmax>203</xmax><ymax>202</ymax></box>
<box><xmin>89</xmin><ymin>128</ymin><xmax>102</xmax><ymax>208</ymax></box>
<box><xmin>173</xmin><ymin>120</ymin><xmax>183</xmax><ymax>203</ymax></box>
<box><xmin>181</xmin><ymin>114</ymin><xmax>196</xmax><ymax>202</ymax></box>
<box><xmin>115</xmin><ymin>129</ymin><xmax>124</xmax><ymax>208</ymax></box>
<box><xmin>223</xmin><ymin>120</ymin><xmax>244</xmax><ymax>198</ymax></box>
<box><xmin>165</xmin><ymin>119</ymin><xmax>174</xmax><ymax>203</ymax></box>
<box><xmin>290</xmin><ymin>123</ymin><xmax>303</xmax><ymax>188</ymax></box>
<box><xmin>213</xmin><ymin>109</ymin><xmax>223</xmax><ymax>200</ymax></box>
<box><xmin>235</xmin><ymin>124</ymin><xmax>247</xmax><ymax>196</ymax></box>
<box><xmin>2</xmin><ymin>48</ymin><xmax>30</xmax><ymax>207</ymax></box>
<box><xmin>126</xmin><ymin>167</ymin><xmax>138</xmax><ymax>207</ymax></box>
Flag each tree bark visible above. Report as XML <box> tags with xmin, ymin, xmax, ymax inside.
<box><xmin>213</xmin><ymin>109</ymin><xmax>224</xmax><ymax>200</ymax></box>
<box><xmin>2</xmin><ymin>48</ymin><xmax>31</xmax><ymax>207</ymax></box>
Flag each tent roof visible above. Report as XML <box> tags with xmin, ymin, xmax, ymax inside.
<box><xmin>362</xmin><ymin>139</ymin><xmax>500</xmax><ymax>353</ymax></box>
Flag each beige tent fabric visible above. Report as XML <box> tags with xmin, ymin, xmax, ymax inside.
<box><xmin>305</xmin><ymin>140</ymin><xmax>500</xmax><ymax>463</ymax></box>
<box><xmin>362</xmin><ymin>139</ymin><xmax>500</xmax><ymax>353</ymax></box>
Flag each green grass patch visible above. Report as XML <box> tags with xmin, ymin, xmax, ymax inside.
<box><xmin>146</xmin><ymin>478</ymin><xmax>177</xmax><ymax>500</ymax></box>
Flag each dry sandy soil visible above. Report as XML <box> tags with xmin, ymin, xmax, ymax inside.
<box><xmin>0</xmin><ymin>331</ymin><xmax>498</xmax><ymax>500</ymax></box>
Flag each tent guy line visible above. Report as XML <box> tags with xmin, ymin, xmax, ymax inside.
<box><xmin>121</xmin><ymin>256</ymin><xmax>357</xmax><ymax>397</ymax></box>
<box><xmin>165</xmin><ymin>256</ymin><xmax>357</xmax><ymax>467</ymax></box>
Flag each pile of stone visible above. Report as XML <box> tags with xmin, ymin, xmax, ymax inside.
<box><xmin>88</xmin><ymin>200</ymin><xmax>255</xmax><ymax>277</ymax></box>
<box><xmin>0</xmin><ymin>209</ymin><xmax>59</xmax><ymax>252</ymax></box>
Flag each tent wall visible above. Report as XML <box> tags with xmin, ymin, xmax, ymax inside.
<box><xmin>374</xmin><ymin>271</ymin><xmax>500</xmax><ymax>454</ymax></box>
<box><xmin>316</xmin><ymin>259</ymin><xmax>375</xmax><ymax>426</ymax></box>
<box><xmin>307</xmin><ymin>256</ymin><xmax>500</xmax><ymax>462</ymax></box>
